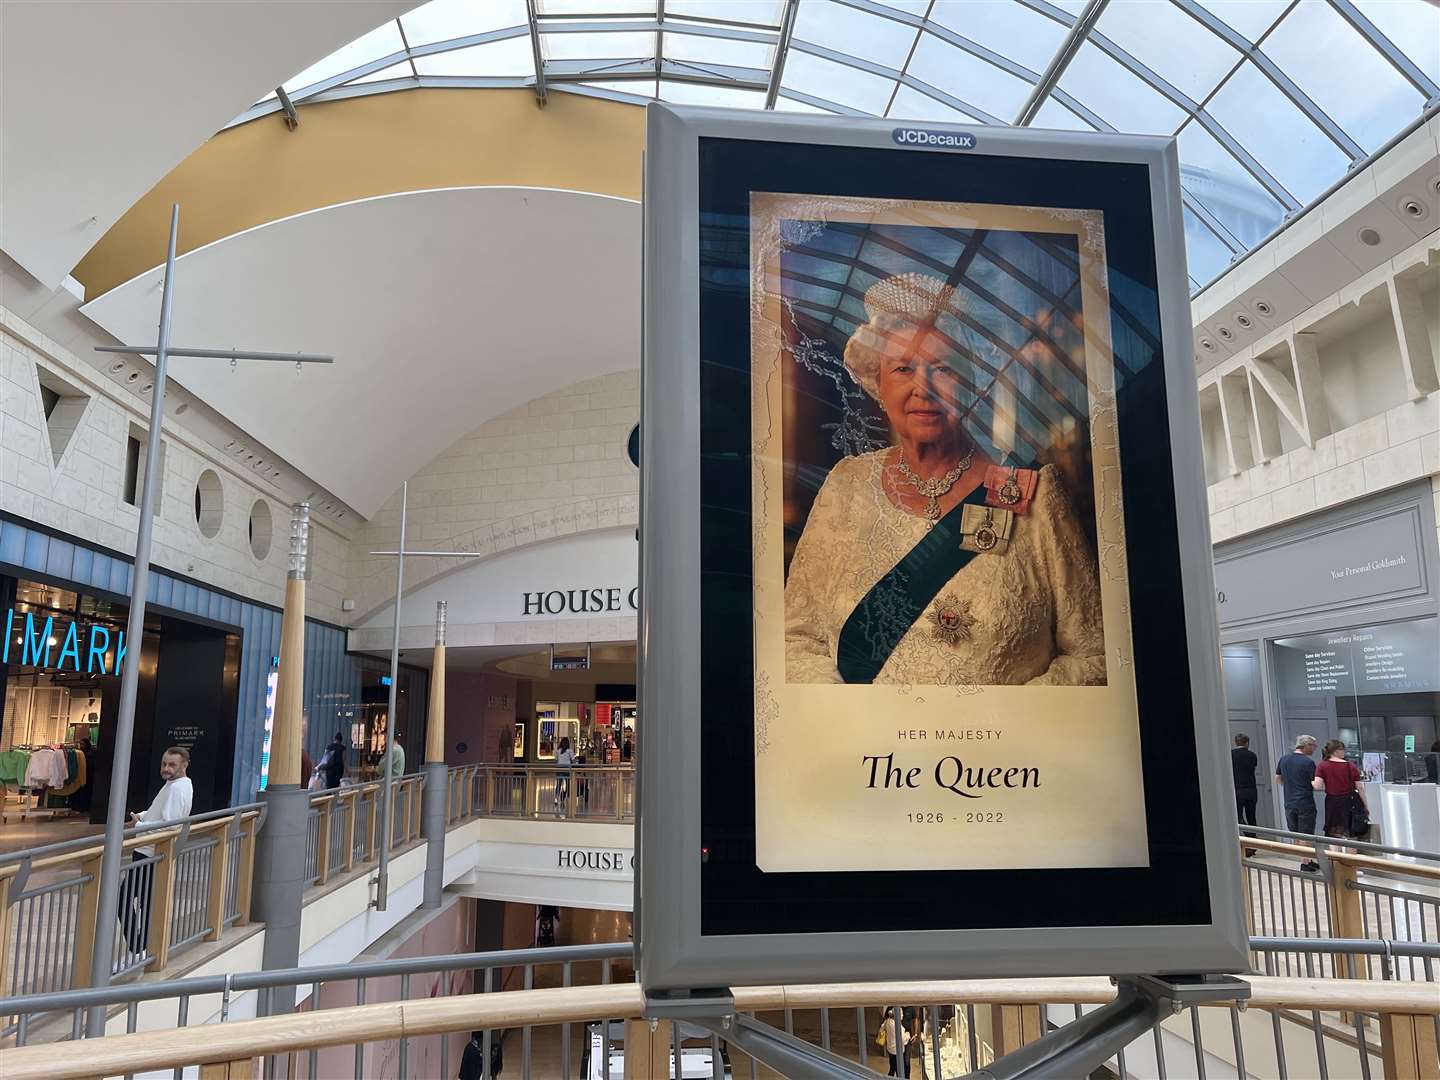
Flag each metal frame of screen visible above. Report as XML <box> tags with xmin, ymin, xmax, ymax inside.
<box><xmin>637</xmin><ymin>102</ymin><xmax>1248</xmax><ymax>991</ymax></box>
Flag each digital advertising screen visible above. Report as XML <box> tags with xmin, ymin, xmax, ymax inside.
<box><xmin>638</xmin><ymin>105</ymin><xmax>1247</xmax><ymax>990</ymax></box>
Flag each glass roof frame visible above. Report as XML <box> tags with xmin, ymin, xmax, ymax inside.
<box><xmin>230</xmin><ymin>0</ymin><xmax>1440</xmax><ymax>295</ymax></box>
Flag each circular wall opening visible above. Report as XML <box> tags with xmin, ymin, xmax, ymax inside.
<box><xmin>249</xmin><ymin>499</ymin><xmax>273</xmax><ymax>560</ymax></box>
<box><xmin>194</xmin><ymin>470</ymin><xmax>224</xmax><ymax>538</ymax></box>
<box><xmin>627</xmin><ymin>424</ymin><xmax>640</xmax><ymax>468</ymax></box>
<box><xmin>1357</xmin><ymin>227</ymin><xmax>1382</xmax><ymax>247</ymax></box>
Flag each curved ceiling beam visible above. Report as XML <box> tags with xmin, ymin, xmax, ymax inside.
<box><xmin>0</xmin><ymin>0</ymin><xmax>415</xmax><ymax>291</ymax></box>
<box><xmin>73</xmin><ymin>89</ymin><xmax>644</xmax><ymax>299</ymax></box>
<box><xmin>80</xmin><ymin>187</ymin><xmax>641</xmax><ymax>519</ymax></box>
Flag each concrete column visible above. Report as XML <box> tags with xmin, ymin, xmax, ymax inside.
<box><xmin>252</xmin><ymin>503</ymin><xmax>311</xmax><ymax>1013</ymax></box>
<box><xmin>421</xmin><ymin>601</ymin><xmax>448</xmax><ymax>909</ymax></box>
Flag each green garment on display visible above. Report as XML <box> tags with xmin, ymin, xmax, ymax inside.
<box><xmin>0</xmin><ymin>749</ymin><xmax>30</xmax><ymax>784</ymax></box>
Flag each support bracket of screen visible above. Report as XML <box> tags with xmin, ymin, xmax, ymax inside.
<box><xmin>646</xmin><ymin>975</ymin><xmax>1249</xmax><ymax>1080</ymax></box>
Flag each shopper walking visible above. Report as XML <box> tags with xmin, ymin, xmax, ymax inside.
<box><xmin>877</xmin><ymin>1006</ymin><xmax>910</xmax><ymax>1076</ymax></box>
<box><xmin>554</xmin><ymin>737</ymin><xmax>574</xmax><ymax>810</ymax></box>
<box><xmin>321</xmin><ymin>732</ymin><xmax>347</xmax><ymax>789</ymax></box>
<box><xmin>1314</xmin><ymin>739</ymin><xmax>1368</xmax><ymax>840</ymax></box>
<box><xmin>119</xmin><ymin>746</ymin><xmax>194</xmax><ymax>955</ymax></box>
<box><xmin>1275</xmin><ymin>735</ymin><xmax>1320</xmax><ymax>872</ymax></box>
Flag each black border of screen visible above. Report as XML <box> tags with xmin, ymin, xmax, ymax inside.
<box><xmin>697</xmin><ymin>135</ymin><xmax>1213</xmax><ymax>937</ymax></box>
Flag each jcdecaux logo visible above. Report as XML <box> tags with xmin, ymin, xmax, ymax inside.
<box><xmin>892</xmin><ymin>127</ymin><xmax>977</xmax><ymax>150</ymax></box>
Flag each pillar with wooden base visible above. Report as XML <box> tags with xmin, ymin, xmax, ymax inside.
<box><xmin>421</xmin><ymin>601</ymin><xmax>449</xmax><ymax>909</ymax></box>
<box><xmin>251</xmin><ymin>503</ymin><xmax>312</xmax><ymax>1013</ymax></box>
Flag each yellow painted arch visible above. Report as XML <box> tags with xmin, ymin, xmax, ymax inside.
<box><xmin>75</xmin><ymin>88</ymin><xmax>644</xmax><ymax>298</ymax></box>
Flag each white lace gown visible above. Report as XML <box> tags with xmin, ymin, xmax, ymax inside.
<box><xmin>783</xmin><ymin>451</ymin><xmax>1106</xmax><ymax>686</ymax></box>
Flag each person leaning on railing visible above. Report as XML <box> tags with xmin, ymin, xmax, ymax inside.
<box><xmin>120</xmin><ymin>746</ymin><xmax>194</xmax><ymax>954</ymax></box>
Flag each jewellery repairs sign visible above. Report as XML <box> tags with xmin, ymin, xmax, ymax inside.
<box><xmin>638</xmin><ymin>104</ymin><xmax>1246</xmax><ymax>990</ymax></box>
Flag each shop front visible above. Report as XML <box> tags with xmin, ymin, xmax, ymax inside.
<box><xmin>0</xmin><ymin>573</ymin><xmax>239</xmax><ymax>830</ymax></box>
<box><xmin>1214</xmin><ymin>482</ymin><xmax>1439</xmax><ymax>849</ymax></box>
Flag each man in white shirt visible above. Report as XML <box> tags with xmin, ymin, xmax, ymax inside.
<box><xmin>118</xmin><ymin>746</ymin><xmax>194</xmax><ymax>957</ymax></box>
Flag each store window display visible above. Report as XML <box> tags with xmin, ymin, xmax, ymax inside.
<box><xmin>1270</xmin><ymin>616</ymin><xmax>1439</xmax><ymax>850</ymax></box>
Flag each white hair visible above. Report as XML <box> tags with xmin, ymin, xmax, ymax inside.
<box><xmin>1295</xmin><ymin>734</ymin><xmax>1317</xmax><ymax>749</ymax></box>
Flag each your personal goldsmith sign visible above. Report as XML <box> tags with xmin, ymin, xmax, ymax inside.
<box><xmin>1</xmin><ymin>608</ymin><xmax>126</xmax><ymax>675</ymax></box>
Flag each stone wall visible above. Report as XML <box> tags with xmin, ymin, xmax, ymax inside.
<box><xmin>347</xmin><ymin>370</ymin><xmax>639</xmax><ymax>623</ymax></box>
<box><xmin>0</xmin><ymin>304</ymin><xmax>351</xmax><ymax>622</ymax></box>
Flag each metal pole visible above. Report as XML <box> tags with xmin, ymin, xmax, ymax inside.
<box><xmin>375</xmin><ymin>481</ymin><xmax>407</xmax><ymax>910</ymax></box>
<box><xmin>422</xmin><ymin>602</ymin><xmax>448</xmax><ymax>909</ymax></box>
<box><xmin>87</xmin><ymin>203</ymin><xmax>180</xmax><ymax>1035</ymax></box>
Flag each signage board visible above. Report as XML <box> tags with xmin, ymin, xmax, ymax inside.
<box><xmin>638</xmin><ymin>104</ymin><xmax>1246</xmax><ymax>989</ymax></box>
<box><xmin>1</xmin><ymin>606</ymin><xmax>126</xmax><ymax>675</ymax></box>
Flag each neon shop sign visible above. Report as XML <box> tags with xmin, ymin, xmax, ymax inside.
<box><xmin>1</xmin><ymin>608</ymin><xmax>127</xmax><ymax>675</ymax></box>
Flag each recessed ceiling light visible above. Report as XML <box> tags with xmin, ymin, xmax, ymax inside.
<box><xmin>175</xmin><ymin>402</ymin><xmax>189</xmax><ymax>415</ymax></box>
<box><xmin>1199</xmin><ymin>339</ymin><xmax>1216</xmax><ymax>352</ymax></box>
<box><xmin>1397</xmin><ymin>196</ymin><xmax>1429</xmax><ymax>222</ymax></box>
<box><xmin>1235</xmin><ymin>313</ymin><xmax>1252</xmax><ymax>330</ymax></box>
<box><xmin>1357</xmin><ymin>227</ymin><xmax>1382</xmax><ymax>247</ymax></box>
<box><xmin>1217</xmin><ymin>326</ymin><xmax>1233</xmax><ymax>341</ymax></box>
<box><xmin>109</xmin><ymin>360</ymin><xmax>126</xmax><ymax>374</ymax></box>
<box><xmin>1253</xmin><ymin>299</ymin><xmax>1273</xmax><ymax>317</ymax></box>
<box><xmin>125</xmin><ymin>371</ymin><xmax>140</xmax><ymax>382</ymax></box>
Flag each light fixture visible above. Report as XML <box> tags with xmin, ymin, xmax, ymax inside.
<box><xmin>125</xmin><ymin>371</ymin><xmax>140</xmax><ymax>383</ymax></box>
<box><xmin>1397</xmin><ymin>196</ymin><xmax>1428</xmax><ymax>222</ymax></box>
<box><xmin>1253</xmin><ymin>299</ymin><xmax>1273</xmax><ymax>317</ymax></box>
<box><xmin>1199</xmin><ymin>338</ymin><xmax>1216</xmax><ymax>352</ymax></box>
<box><xmin>1235</xmin><ymin>313</ymin><xmax>1252</xmax><ymax>330</ymax></box>
<box><xmin>1357</xmin><ymin>227</ymin><xmax>1382</xmax><ymax>247</ymax></box>
<box><xmin>109</xmin><ymin>360</ymin><xmax>127</xmax><ymax>374</ymax></box>
<box><xmin>1217</xmin><ymin>326</ymin><xmax>1233</xmax><ymax>341</ymax></box>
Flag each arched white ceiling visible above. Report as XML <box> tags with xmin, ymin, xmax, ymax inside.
<box><xmin>0</xmin><ymin>0</ymin><xmax>416</xmax><ymax>290</ymax></box>
<box><xmin>81</xmin><ymin>186</ymin><xmax>641</xmax><ymax>518</ymax></box>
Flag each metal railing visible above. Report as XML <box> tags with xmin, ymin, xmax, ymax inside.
<box><xmin>0</xmin><ymin>939</ymin><xmax>1437</xmax><ymax>1080</ymax></box>
<box><xmin>0</xmin><ymin>764</ymin><xmax>625</xmax><ymax>1031</ymax></box>
<box><xmin>448</xmin><ymin>763</ymin><xmax>637</xmax><ymax>823</ymax></box>
<box><xmin>1239</xmin><ymin>824</ymin><xmax>1440</xmax><ymax>984</ymax></box>
<box><xmin>0</xmin><ymin>803</ymin><xmax>263</xmax><ymax>1014</ymax></box>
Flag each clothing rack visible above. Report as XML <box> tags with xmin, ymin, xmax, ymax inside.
<box><xmin>0</xmin><ymin>742</ymin><xmax>85</xmax><ymax>824</ymax></box>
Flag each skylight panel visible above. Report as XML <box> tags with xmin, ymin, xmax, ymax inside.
<box><xmin>1352</xmin><ymin>0</ymin><xmax>1440</xmax><ymax>86</ymax></box>
<box><xmin>927</xmin><ymin>0</ymin><xmax>1066</xmax><ymax>75</ymax></box>
<box><xmin>791</xmin><ymin>0</ymin><xmax>921</xmax><ymax>71</ymax></box>
<box><xmin>413</xmin><ymin>36</ymin><xmax>537</xmax><ymax>77</ymax></box>
<box><xmin>402</xmin><ymin>0</ymin><xmax>528</xmax><ymax>47</ymax></box>
<box><xmin>1030</xmin><ymin>98</ymin><xmax>1095</xmax><ymax>132</ymax></box>
<box><xmin>542</xmin><ymin>30</ymin><xmax>658</xmax><ymax>61</ymax></box>
<box><xmin>780</xmin><ymin>51</ymin><xmax>897</xmax><ymax>114</ymax></box>
<box><xmin>1094</xmin><ymin>0</ymin><xmax>1240</xmax><ymax>104</ymax></box>
<box><xmin>1206</xmin><ymin>62</ymin><xmax>1350</xmax><ymax>205</ymax></box>
<box><xmin>354</xmin><ymin>62</ymin><xmax>418</xmax><ymax>85</ymax></box>
<box><xmin>1182</xmin><ymin>206</ymin><xmax>1236</xmax><ymax>287</ymax></box>
<box><xmin>659</xmin><ymin>81</ymin><xmax>767</xmax><ymax>108</ymax></box>
<box><xmin>666</xmin><ymin>1</ymin><xmax>784</xmax><ymax>28</ymax></box>
<box><xmin>577</xmin><ymin>80</ymin><xmax>655</xmax><ymax>101</ymax></box>
<box><xmin>1176</xmin><ymin>121</ymin><xmax>1285</xmax><ymax>249</ymax></box>
<box><xmin>1056</xmin><ymin>42</ymin><xmax>1186</xmax><ymax>136</ymax></box>
<box><xmin>905</xmin><ymin>32</ymin><xmax>1032</xmax><ymax>121</ymax></box>
<box><xmin>283</xmin><ymin>20</ymin><xmax>405</xmax><ymax>94</ymax></box>
<box><xmin>1261</xmin><ymin>1</ymin><xmax>1424</xmax><ymax>155</ymax></box>
<box><xmin>539</xmin><ymin>0</ymin><xmax>657</xmax><ymax>14</ymax></box>
<box><xmin>773</xmin><ymin>95</ymin><xmax>838</xmax><ymax>114</ymax></box>
<box><xmin>1191</xmin><ymin>0</ymin><xmax>1288</xmax><ymax>43</ymax></box>
<box><xmin>887</xmin><ymin>83</ymin><xmax>983</xmax><ymax>124</ymax></box>
<box><xmin>663</xmin><ymin>28</ymin><xmax>774</xmax><ymax>70</ymax></box>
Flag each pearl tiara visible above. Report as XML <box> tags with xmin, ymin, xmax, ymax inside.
<box><xmin>862</xmin><ymin>272</ymin><xmax>960</xmax><ymax>323</ymax></box>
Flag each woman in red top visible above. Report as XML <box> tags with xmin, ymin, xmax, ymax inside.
<box><xmin>1313</xmin><ymin>740</ymin><xmax>1367</xmax><ymax>839</ymax></box>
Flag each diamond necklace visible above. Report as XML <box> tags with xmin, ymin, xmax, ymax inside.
<box><xmin>896</xmin><ymin>447</ymin><xmax>975</xmax><ymax>528</ymax></box>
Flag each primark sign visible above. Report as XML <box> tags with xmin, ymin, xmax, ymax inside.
<box><xmin>1</xmin><ymin>607</ymin><xmax>126</xmax><ymax>675</ymax></box>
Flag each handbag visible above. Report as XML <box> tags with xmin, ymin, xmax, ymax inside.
<box><xmin>875</xmin><ymin>1024</ymin><xmax>888</xmax><ymax>1049</ymax></box>
<box><xmin>1347</xmin><ymin>793</ymin><xmax>1370</xmax><ymax>837</ymax></box>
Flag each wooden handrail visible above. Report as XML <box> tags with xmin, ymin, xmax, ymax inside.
<box><xmin>1330</xmin><ymin>850</ymin><xmax>1440</xmax><ymax>882</ymax></box>
<box><xmin>2</xmin><ymin>975</ymin><xmax>1435</xmax><ymax>1080</ymax></box>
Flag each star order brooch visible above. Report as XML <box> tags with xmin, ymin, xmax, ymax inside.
<box><xmin>932</xmin><ymin>594</ymin><xmax>975</xmax><ymax>645</ymax></box>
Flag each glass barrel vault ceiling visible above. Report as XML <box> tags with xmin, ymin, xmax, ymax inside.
<box><xmin>239</xmin><ymin>0</ymin><xmax>1440</xmax><ymax>294</ymax></box>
